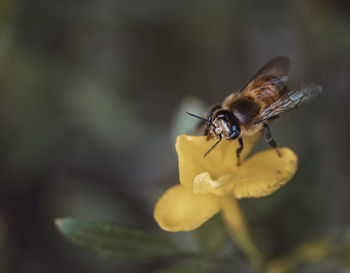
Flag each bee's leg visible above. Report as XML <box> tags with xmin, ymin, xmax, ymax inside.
<box><xmin>262</xmin><ymin>123</ymin><xmax>281</xmax><ymax>157</ymax></box>
<box><xmin>236</xmin><ymin>137</ymin><xmax>244</xmax><ymax>166</ymax></box>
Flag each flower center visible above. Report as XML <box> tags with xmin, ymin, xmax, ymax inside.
<box><xmin>193</xmin><ymin>172</ymin><xmax>240</xmax><ymax>196</ymax></box>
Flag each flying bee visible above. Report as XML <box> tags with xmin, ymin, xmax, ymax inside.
<box><xmin>186</xmin><ymin>56</ymin><xmax>323</xmax><ymax>165</ymax></box>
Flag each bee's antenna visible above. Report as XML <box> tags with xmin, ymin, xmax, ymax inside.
<box><xmin>203</xmin><ymin>134</ymin><xmax>222</xmax><ymax>157</ymax></box>
<box><xmin>185</xmin><ymin>112</ymin><xmax>216</xmax><ymax>128</ymax></box>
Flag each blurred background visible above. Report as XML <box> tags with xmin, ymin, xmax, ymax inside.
<box><xmin>0</xmin><ymin>0</ymin><xmax>349</xmax><ymax>272</ymax></box>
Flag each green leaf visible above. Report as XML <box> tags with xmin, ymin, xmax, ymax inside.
<box><xmin>55</xmin><ymin>218</ymin><xmax>186</xmax><ymax>260</ymax></box>
<box><xmin>154</xmin><ymin>260</ymin><xmax>208</xmax><ymax>273</ymax></box>
<box><xmin>339</xmin><ymin>230</ymin><xmax>350</xmax><ymax>267</ymax></box>
<box><xmin>195</xmin><ymin>214</ymin><xmax>229</xmax><ymax>255</ymax></box>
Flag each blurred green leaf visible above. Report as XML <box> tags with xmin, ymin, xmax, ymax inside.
<box><xmin>339</xmin><ymin>230</ymin><xmax>350</xmax><ymax>267</ymax></box>
<box><xmin>55</xmin><ymin>218</ymin><xmax>187</xmax><ymax>260</ymax></box>
<box><xmin>265</xmin><ymin>237</ymin><xmax>332</xmax><ymax>273</ymax></box>
<box><xmin>154</xmin><ymin>260</ymin><xmax>208</xmax><ymax>273</ymax></box>
<box><xmin>195</xmin><ymin>215</ymin><xmax>229</xmax><ymax>256</ymax></box>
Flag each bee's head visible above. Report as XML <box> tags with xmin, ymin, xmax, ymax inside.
<box><xmin>185</xmin><ymin>110</ymin><xmax>241</xmax><ymax>157</ymax></box>
<box><xmin>210</xmin><ymin>110</ymin><xmax>241</xmax><ymax>140</ymax></box>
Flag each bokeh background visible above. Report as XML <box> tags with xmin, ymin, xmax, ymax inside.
<box><xmin>0</xmin><ymin>0</ymin><xmax>349</xmax><ymax>272</ymax></box>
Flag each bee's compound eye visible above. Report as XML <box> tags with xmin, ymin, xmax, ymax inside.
<box><xmin>230</xmin><ymin>124</ymin><xmax>240</xmax><ymax>139</ymax></box>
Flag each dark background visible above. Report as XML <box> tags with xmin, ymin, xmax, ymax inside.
<box><xmin>0</xmin><ymin>0</ymin><xmax>349</xmax><ymax>272</ymax></box>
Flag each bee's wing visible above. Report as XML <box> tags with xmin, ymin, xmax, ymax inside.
<box><xmin>240</xmin><ymin>56</ymin><xmax>291</xmax><ymax>94</ymax></box>
<box><xmin>249</xmin><ymin>56</ymin><xmax>291</xmax><ymax>81</ymax></box>
<box><xmin>255</xmin><ymin>83</ymin><xmax>323</xmax><ymax>124</ymax></box>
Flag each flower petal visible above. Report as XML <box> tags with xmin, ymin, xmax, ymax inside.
<box><xmin>233</xmin><ymin>148</ymin><xmax>297</xmax><ymax>199</ymax></box>
<box><xmin>154</xmin><ymin>184</ymin><xmax>220</xmax><ymax>231</ymax></box>
<box><xmin>176</xmin><ymin>133</ymin><xmax>261</xmax><ymax>187</ymax></box>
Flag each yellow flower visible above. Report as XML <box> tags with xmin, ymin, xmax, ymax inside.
<box><xmin>154</xmin><ymin>133</ymin><xmax>298</xmax><ymax>232</ymax></box>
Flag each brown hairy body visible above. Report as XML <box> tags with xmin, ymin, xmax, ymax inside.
<box><xmin>221</xmin><ymin>78</ymin><xmax>286</xmax><ymax>136</ymax></box>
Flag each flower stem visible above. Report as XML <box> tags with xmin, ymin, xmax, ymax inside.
<box><xmin>220</xmin><ymin>196</ymin><xmax>264</xmax><ymax>269</ymax></box>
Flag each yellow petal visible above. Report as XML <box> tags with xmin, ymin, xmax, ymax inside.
<box><xmin>154</xmin><ymin>184</ymin><xmax>220</xmax><ymax>231</ymax></box>
<box><xmin>176</xmin><ymin>133</ymin><xmax>261</xmax><ymax>187</ymax></box>
<box><xmin>193</xmin><ymin>172</ymin><xmax>239</xmax><ymax>196</ymax></box>
<box><xmin>233</xmin><ymin>148</ymin><xmax>298</xmax><ymax>199</ymax></box>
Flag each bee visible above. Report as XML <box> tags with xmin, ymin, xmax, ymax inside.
<box><xmin>186</xmin><ymin>56</ymin><xmax>322</xmax><ymax>165</ymax></box>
